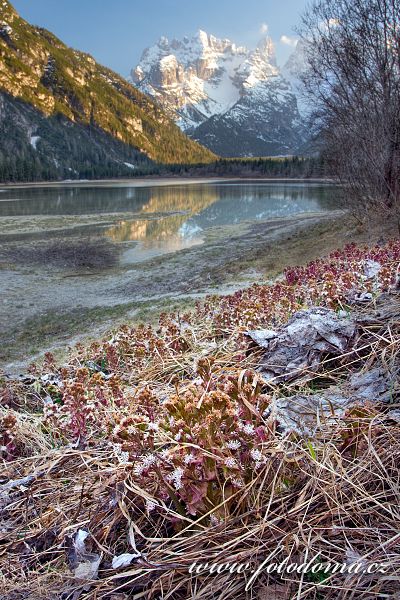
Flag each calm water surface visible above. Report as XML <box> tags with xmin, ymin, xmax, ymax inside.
<box><xmin>0</xmin><ymin>181</ymin><xmax>338</xmax><ymax>264</ymax></box>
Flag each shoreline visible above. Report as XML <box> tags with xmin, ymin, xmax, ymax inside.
<box><xmin>0</xmin><ymin>176</ymin><xmax>339</xmax><ymax>189</ymax></box>
<box><xmin>5</xmin><ymin>202</ymin><xmax>399</xmax><ymax>376</ymax></box>
<box><xmin>1</xmin><ymin>168</ymin><xmax>395</xmax><ymax>375</ymax></box>
<box><xmin>1</xmin><ymin>210</ymin><xmax>345</xmax><ymax>375</ymax></box>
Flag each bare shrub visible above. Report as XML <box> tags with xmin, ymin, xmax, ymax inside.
<box><xmin>299</xmin><ymin>0</ymin><xmax>400</xmax><ymax>224</ymax></box>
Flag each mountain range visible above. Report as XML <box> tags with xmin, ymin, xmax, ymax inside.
<box><xmin>0</xmin><ymin>1</ymin><xmax>215</xmax><ymax>182</ymax></box>
<box><xmin>130</xmin><ymin>31</ymin><xmax>308</xmax><ymax>157</ymax></box>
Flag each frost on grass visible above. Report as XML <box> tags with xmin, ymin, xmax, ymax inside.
<box><xmin>0</xmin><ymin>239</ymin><xmax>399</xmax><ymax>598</ymax></box>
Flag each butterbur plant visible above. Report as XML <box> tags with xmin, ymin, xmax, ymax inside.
<box><xmin>161</xmin><ymin>381</ymin><xmax>273</xmax><ymax>516</ymax></box>
<box><xmin>22</xmin><ymin>240</ymin><xmax>400</xmax><ymax>519</ymax></box>
<box><xmin>0</xmin><ymin>412</ymin><xmax>17</xmax><ymax>460</ymax></box>
<box><xmin>205</xmin><ymin>240</ymin><xmax>400</xmax><ymax>332</ymax></box>
<box><xmin>43</xmin><ymin>368</ymin><xmax>124</xmax><ymax>445</ymax></box>
<box><xmin>106</xmin><ymin>370</ymin><xmax>273</xmax><ymax>518</ymax></box>
<box><xmin>111</xmin><ymin>388</ymin><xmax>159</xmax><ymax>450</ymax></box>
<box><xmin>2</xmin><ymin>238</ymin><xmax>400</xmax><ymax>599</ymax></box>
<box><xmin>62</xmin><ymin>240</ymin><xmax>400</xmax><ymax>388</ymax></box>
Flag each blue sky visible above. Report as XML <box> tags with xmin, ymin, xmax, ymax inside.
<box><xmin>11</xmin><ymin>0</ymin><xmax>308</xmax><ymax>76</ymax></box>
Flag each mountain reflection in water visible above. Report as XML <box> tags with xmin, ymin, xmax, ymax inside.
<box><xmin>0</xmin><ymin>181</ymin><xmax>338</xmax><ymax>263</ymax></box>
<box><xmin>104</xmin><ymin>183</ymin><xmax>337</xmax><ymax>247</ymax></box>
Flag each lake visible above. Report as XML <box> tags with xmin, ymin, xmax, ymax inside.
<box><xmin>0</xmin><ymin>179</ymin><xmax>342</xmax><ymax>370</ymax></box>
<box><xmin>0</xmin><ymin>180</ymin><xmax>338</xmax><ymax>264</ymax></box>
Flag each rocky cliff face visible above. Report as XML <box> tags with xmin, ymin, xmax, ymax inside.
<box><xmin>131</xmin><ymin>31</ymin><xmax>249</xmax><ymax>131</ymax></box>
<box><xmin>131</xmin><ymin>31</ymin><xmax>308</xmax><ymax>157</ymax></box>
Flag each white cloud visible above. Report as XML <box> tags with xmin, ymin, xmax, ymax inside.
<box><xmin>280</xmin><ymin>34</ymin><xmax>298</xmax><ymax>47</ymax></box>
<box><xmin>260</xmin><ymin>23</ymin><xmax>268</xmax><ymax>34</ymax></box>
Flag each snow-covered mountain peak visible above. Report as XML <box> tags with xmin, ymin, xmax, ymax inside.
<box><xmin>131</xmin><ymin>30</ymin><xmax>257</xmax><ymax>128</ymax></box>
<box><xmin>131</xmin><ymin>30</ymin><xmax>278</xmax><ymax>109</ymax></box>
<box><xmin>234</xmin><ymin>36</ymin><xmax>279</xmax><ymax>90</ymax></box>
<box><xmin>134</xmin><ymin>30</ymin><xmax>247</xmax><ymax>76</ymax></box>
<box><xmin>256</xmin><ymin>36</ymin><xmax>276</xmax><ymax>64</ymax></box>
<box><xmin>158</xmin><ymin>35</ymin><xmax>169</xmax><ymax>49</ymax></box>
<box><xmin>197</xmin><ymin>29</ymin><xmax>211</xmax><ymax>47</ymax></box>
<box><xmin>130</xmin><ymin>30</ymin><xmax>309</xmax><ymax>155</ymax></box>
<box><xmin>283</xmin><ymin>39</ymin><xmax>307</xmax><ymax>78</ymax></box>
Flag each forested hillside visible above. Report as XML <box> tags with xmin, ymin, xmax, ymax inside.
<box><xmin>0</xmin><ymin>1</ymin><xmax>216</xmax><ymax>181</ymax></box>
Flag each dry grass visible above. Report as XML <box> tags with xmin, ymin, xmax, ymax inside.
<box><xmin>1</xmin><ymin>241</ymin><xmax>400</xmax><ymax>599</ymax></box>
<box><xmin>1</xmin><ymin>408</ymin><xmax>400</xmax><ymax>599</ymax></box>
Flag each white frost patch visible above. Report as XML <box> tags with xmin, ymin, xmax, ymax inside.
<box><xmin>124</xmin><ymin>162</ymin><xmax>136</xmax><ymax>169</ymax></box>
<box><xmin>364</xmin><ymin>259</ymin><xmax>381</xmax><ymax>279</ymax></box>
<box><xmin>30</xmin><ymin>135</ymin><xmax>40</xmax><ymax>149</ymax></box>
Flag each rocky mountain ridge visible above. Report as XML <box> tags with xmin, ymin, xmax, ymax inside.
<box><xmin>131</xmin><ymin>30</ymin><xmax>308</xmax><ymax>157</ymax></box>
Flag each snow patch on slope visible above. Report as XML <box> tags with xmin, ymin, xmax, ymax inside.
<box><xmin>30</xmin><ymin>135</ymin><xmax>40</xmax><ymax>149</ymax></box>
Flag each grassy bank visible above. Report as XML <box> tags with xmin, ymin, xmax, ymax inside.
<box><xmin>1</xmin><ymin>239</ymin><xmax>399</xmax><ymax>599</ymax></box>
